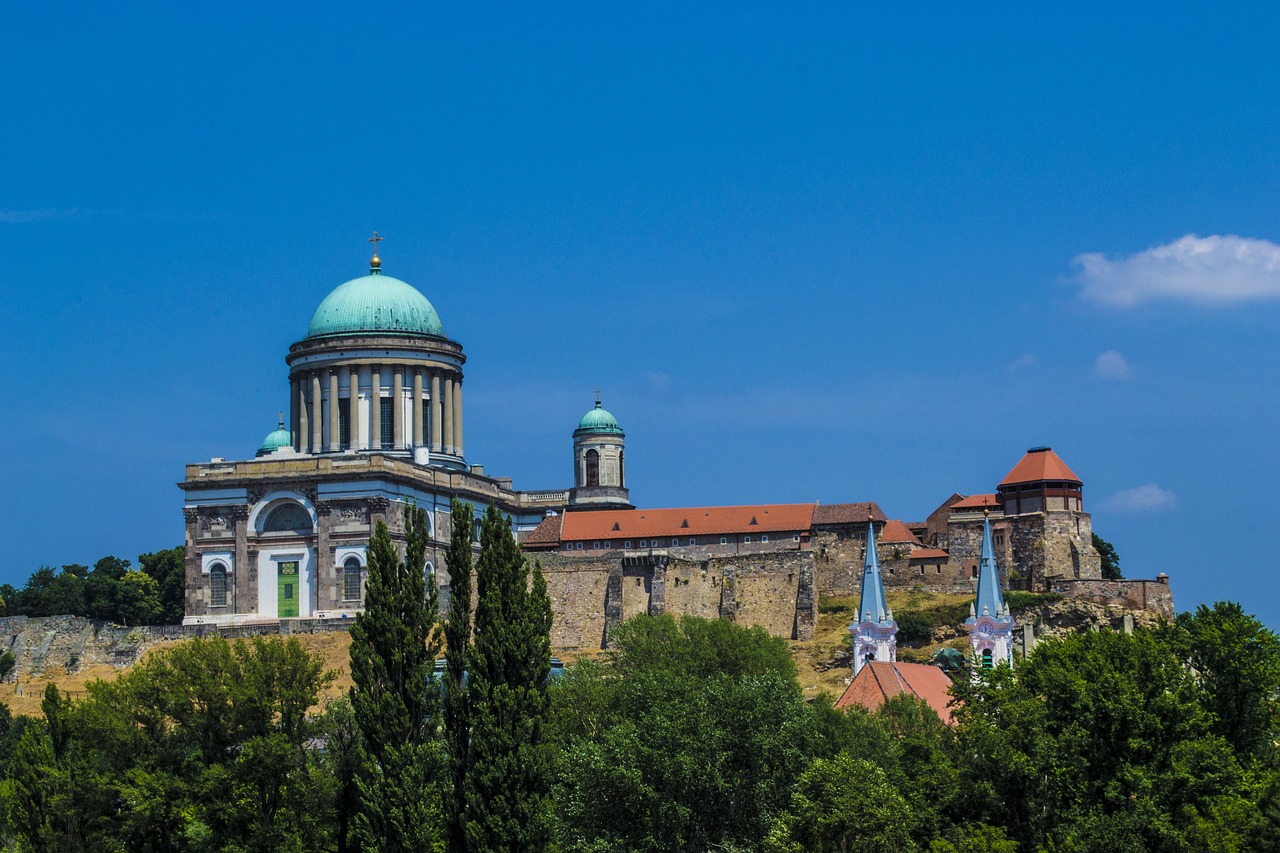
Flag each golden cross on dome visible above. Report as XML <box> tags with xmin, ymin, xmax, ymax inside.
<box><xmin>368</xmin><ymin>231</ymin><xmax>383</xmax><ymax>268</ymax></box>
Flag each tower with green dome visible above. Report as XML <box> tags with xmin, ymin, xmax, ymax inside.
<box><xmin>284</xmin><ymin>238</ymin><xmax>468</xmax><ymax>468</ymax></box>
<box><xmin>568</xmin><ymin>393</ymin><xmax>631</xmax><ymax>510</ymax></box>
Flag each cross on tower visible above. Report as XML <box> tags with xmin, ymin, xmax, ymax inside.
<box><xmin>368</xmin><ymin>231</ymin><xmax>383</xmax><ymax>268</ymax></box>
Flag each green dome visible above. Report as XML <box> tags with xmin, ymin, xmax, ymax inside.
<box><xmin>306</xmin><ymin>270</ymin><xmax>445</xmax><ymax>339</ymax></box>
<box><xmin>576</xmin><ymin>399</ymin><xmax>623</xmax><ymax>435</ymax></box>
<box><xmin>257</xmin><ymin>418</ymin><xmax>292</xmax><ymax>456</ymax></box>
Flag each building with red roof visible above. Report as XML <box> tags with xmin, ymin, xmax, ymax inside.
<box><xmin>835</xmin><ymin>661</ymin><xmax>957</xmax><ymax>726</ymax></box>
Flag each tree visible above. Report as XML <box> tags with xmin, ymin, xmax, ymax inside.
<box><xmin>349</xmin><ymin>506</ymin><xmax>443</xmax><ymax>852</ymax></box>
<box><xmin>1176</xmin><ymin>601</ymin><xmax>1280</xmax><ymax>760</ymax></box>
<box><xmin>443</xmin><ymin>499</ymin><xmax>475</xmax><ymax>853</ymax></box>
<box><xmin>1093</xmin><ymin>533</ymin><xmax>1121</xmax><ymax>580</ymax></box>
<box><xmin>464</xmin><ymin>503</ymin><xmax>554</xmax><ymax>851</ymax></box>
<box><xmin>138</xmin><ymin>546</ymin><xmax>186</xmax><ymax>624</ymax></box>
<box><xmin>764</xmin><ymin>753</ymin><xmax>918</xmax><ymax>853</ymax></box>
<box><xmin>115</xmin><ymin>569</ymin><xmax>162</xmax><ymax>626</ymax></box>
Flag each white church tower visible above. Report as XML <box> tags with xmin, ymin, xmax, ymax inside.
<box><xmin>851</xmin><ymin>520</ymin><xmax>897</xmax><ymax>675</ymax></box>
<box><xmin>966</xmin><ymin>510</ymin><xmax>1015</xmax><ymax>670</ymax></box>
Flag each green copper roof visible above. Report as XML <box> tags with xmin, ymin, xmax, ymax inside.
<box><xmin>306</xmin><ymin>269</ymin><xmax>445</xmax><ymax>339</ymax></box>
<box><xmin>257</xmin><ymin>418</ymin><xmax>292</xmax><ymax>456</ymax></box>
<box><xmin>576</xmin><ymin>399</ymin><xmax>623</xmax><ymax>434</ymax></box>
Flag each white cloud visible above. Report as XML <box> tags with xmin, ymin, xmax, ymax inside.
<box><xmin>1072</xmin><ymin>233</ymin><xmax>1280</xmax><ymax>307</ymax></box>
<box><xmin>1094</xmin><ymin>350</ymin><xmax>1133</xmax><ymax>380</ymax></box>
<box><xmin>1101</xmin><ymin>484</ymin><xmax>1177</xmax><ymax>513</ymax></box>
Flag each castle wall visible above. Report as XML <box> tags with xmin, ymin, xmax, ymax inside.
<box><xmin>1048</xmin><ymin>579</ymin><xmax>1173</xmax><ymax>619</ymax></box>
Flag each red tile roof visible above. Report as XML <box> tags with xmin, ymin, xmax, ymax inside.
<box><xmin>950</xmin><ymin>493</ymin><xmax>999</xmax><ymax>510</ymax></box>
<box><xmin>558</xmin><ymin>504</ymin><xmax>817</xmax><ymax>541</ymax></box>
<box><xmin>811</xmin><ymin>502</ymin><xmax>887</xmax><ymax>525</ymax></box>
<box><xmin>835</xmin><ymin>661</ymin><xmax>956</xmax><ymax>725</ymax></box>
<box><xmin>521</xmin><ymin>514</ymin><xmax>563</xmax><ymax>547</ymax></box>
<box><xmin>880</xmin><ymin>519</ymin><xmax>920</xmax><ymax>544</ymax></box>
<box><xmin>999</xmin><ymin>447</ymin><xmax>1082</xmax><ymax>487</ymax></box>
<box><xmin>910</xmin><ymin>548</ymin><xmax>950</xmax><ymax>560</ymax></box>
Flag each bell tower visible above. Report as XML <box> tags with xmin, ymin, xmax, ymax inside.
<box><xmin>568</xmin><ymin>393</ymin><xmax>632</xmax><ymax>511</ymax></box>
<box><xmin>967</xmin><ymin>510</ymin><xmax>1016</xmax><ymax>670</ymax></box>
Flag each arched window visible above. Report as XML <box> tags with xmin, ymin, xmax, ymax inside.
<box><xmin>982</xmin><ymin>649</ymin><xmax>994</xmax><ymax>671</ymax></box>
<box><xmin>343</xmin><ymin>557</ymin><xmax>362</xmax><ymax>601</ymax></box>
<box><xmin>585</xmin><ymin>449</ymin><xmax>600</xmax><ymax>487</ymax></box>
<box><xmin>210</xmin><ymin>563</ymin><xmax>228</xmax><ymax>607</ymax></box>
<box><xmin>263</xmin><ymin>502</ymin><xmax>313</xmax><ymax>533</ymax></box>
<box><xmin>619</xmin><ymin>449</ymin><xmax>625</xmax><ymax>488</ymax></box>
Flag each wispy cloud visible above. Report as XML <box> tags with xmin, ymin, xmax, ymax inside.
<box><xmin>1094</xmin><ymin>350</ymin><xmax>1133</xmax><ymax>380</ymax></box>
<box><xmin>0</xmin><ymin>208</ymin><xmax>90</xmax><ymax>224</ymax></box>
<box><xmin>1071</xmin><ymin>234</ymin><xmax>1280</xmax><ymax>307</ymax></box>
<box><xmin>1006</xmin><ymin>353</ymin><xmax>1039</xmax><ymax>373</ymax></box>
<box><xmin>1101</xmin><ymin>484</ymin><xmax>1177</xmax><ymax>512</ymax></box>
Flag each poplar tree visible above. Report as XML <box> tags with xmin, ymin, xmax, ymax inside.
<box><xmin>349</xmin><ymin>504</ymin><xmax>442</xmax><ymax>852</ymax></box>
<box><xmin>443</xmin><ymin>499</ymin><xmax>474</xmax><ymax>853</ymax></box>
<box><xmin>463</xmin><ymin>503</ymin><xmax>554</xmax><ymax>851</ymax></box>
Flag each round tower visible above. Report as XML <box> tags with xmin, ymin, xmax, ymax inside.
<box><xmin>568</xmin><ymin>394</ymin><xmax>632</xmax><ymax>511</ymax></box>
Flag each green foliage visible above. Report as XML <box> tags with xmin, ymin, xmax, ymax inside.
<box><xmin>606</xmin><ymin>612</ymin><xmax>797</xmax><ymax>682</ymax></box>
<box><xmin>349</xmin><ymin>507</ymin><xmax>443</xmax><ymax>852</ymax></box>
<box><xmin>1093</xmin><ymin>532</ymin><xmax>1122</xmax><ymax>579</ymax></box>
<box><xmin>464</xmin><ymin>504</ymin><xmax>554</xmax><ymax>851</ymax></box>
<box><xmin>1175</xmin><ymin>601</ymin><xmax>1280</xmax><ymax>761</ymax></box>
<box><xmin>1003</xmin><ymin>590</ymin><xmax>1062</xmax><ymax>611</ymax></box>
<box><xmin>4</xmin><ymin>547</ymin><xmax>186</xmax><ymax>625</ymax></box>
<box><xmin>1</xmin><ymin>636</ymin><xmax>334</xmax><ymax>852</ymax></box>
<box><xmin>896</xmin><ymin>611</ymin><xmax>934</xmax><ymax>645</ymax></box>
<box><xmin>764</xmin><ymin>752</ymin><xmax>917</xmax><ymax>853</ymax></box>
<box><xmin>442</xmin><ymin>499</ymin><xmax>474</xmax><ymax>853</ymax></box>
<box><xmin>138</xmin><ymin>546</ymin><xmax>187</xmax><ymax>625</ymax></box>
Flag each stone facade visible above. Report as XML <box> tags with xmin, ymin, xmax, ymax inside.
<box><xmin>533</xmin><ymin>549</ymin><xmax>817</xmax><ymax>649</ymax></box>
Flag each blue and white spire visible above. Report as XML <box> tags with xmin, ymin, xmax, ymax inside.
<box><xmin>851</xmin><ymin>520</ymin><xmax>897</xmax><ymax>675</ymax></box>
<box><xmin>966</xmin><ymin>511</ymin><xmax>1015</xmax><ymax>669</ymax></box>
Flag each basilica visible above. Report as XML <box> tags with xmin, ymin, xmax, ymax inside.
<box><xmin>182</xmin><ymin>240</ymin><xmax>1169</xmax><ymax>647</ymax></box>
<box><xmin>180</xmin><ymin>240</ymin><xmax>626</xmax><ymax>625</ymax></box>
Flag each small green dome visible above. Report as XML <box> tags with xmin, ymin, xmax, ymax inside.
<box><xmin>576</xmin><ymin>399</ymin><xmax>623</xmax><ymax>435</ymax></box>
<box><xmin>257</xmin><ymin>418</ymin><xmax>292</xmax><ymax>456</ymax></box>
<box><xmin>306</xmin><ymin>270</ymin><xmax>445</xmax><ymax>339</ymax></box>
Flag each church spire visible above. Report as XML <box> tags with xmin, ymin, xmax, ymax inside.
<box><xmin>966</xmin><ymin>509</ymin><xmax>1015</xmax><ymax>670</ymax></box>
<box><xmin>850</xmin><ymin>517</ymin><xmax>897</xmax><ymax>675</ymax></box>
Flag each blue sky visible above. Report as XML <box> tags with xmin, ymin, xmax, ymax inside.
<box><xmin>3</xmin><ymin>4</ymin><xmax>1279</xmax><ymax>625</ymax></box>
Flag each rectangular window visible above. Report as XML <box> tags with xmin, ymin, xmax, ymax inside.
<box><xmin>761</xmin><ymin>534</ymin><xmax>769</xmax><ymax>543</ymax></box>
<box><xmin>604</xmin><ymin>541</ymin><xmax>612</xmax><ymax>549</ymax></box>
<box><xmin>743</xmin><ymin>535</ymin><xmax>752</xmax><ymax>543</ymax></box>
<box><xmin>575</xmin><ymin>542</ymin><xmax>584</xmax><ymax>550</ymax></box>
<box><xmin>422</xmin><ymin>400</ymin><xmax>431</xmax><ymax>445</ymax></box>
<box><xmin>592</xmin><ymin>541</ymin><xmax>601</xmax><ymax>549</ymax></box>
<box><xmin>344</xmin><ymin>565</ymin><xmax>361</xmax><ymax>600</ymax></box>
<box><xmin>339</xmin><ymin>402</ymin><xmax>351</xmax><ymax>449</ymax></box>
<box><xmin>210</xmin><ymin>568</ymin><xmax>227</xmax><ymax>607</ymax></box>
<box><xmin>639</xmin><ymin>540</ymin><xmax>647</xmax><ymax>547</ymax></box>
<box><xmin>719</xmin><ymin>537</ymin><xmax>727</xmax><ymax>545</ymax></box>
<box><xmin>624</xmin><ymin>540</ymin><xmax>632</xmax><ymax>548</ymax></box>
<box><xmin>688</xmin><ymin>538</ymin><xmax>696</xmax><ymax>546</ymax></box>
<box><xmin>671</xmin><ymin>538</ymin><xmax>679</xmax><ymax>547</ymax></box>
<box><xmin>380</xmin><ymin>398</ymin><xmax>393</xmax><ymax>448</ymax></box>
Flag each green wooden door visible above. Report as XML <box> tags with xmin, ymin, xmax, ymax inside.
<box><xmin>278</xmin><ymin>561</ymin><xmax>299</xmax><ymax>618</ymax></box>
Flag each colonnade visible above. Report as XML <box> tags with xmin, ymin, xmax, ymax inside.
<box><xmin>290</xmin><ymin>364</ymin><xmax>463</xmax><ymax>458</ymax></box>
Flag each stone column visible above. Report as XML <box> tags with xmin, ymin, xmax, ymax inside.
<box><xmin>454</xmin><ymin>379</ymin><xmax>463</xmax><ymax>458</ymax></box>
<box><xmin>348</xmin><ymin>367</ymin><xmax>359</xmax><ymax>450</ymax></box>
<box><xmin>412</xmin><ymin>369</ymin><xmax>424</xmax><ymax>448</ymax></box>
<box><xmin>310</xmin><ymin>372</ymin><xmax>322</xmax><ymax>452</ymax></box>
<box><xmin>328</xmin><ymin>370</ymin><xmax>340</xmax><ymax>452</ymax></box>
<box><xmin>315</xmin><ymin>502</ymin><xmax>333</xmax><ymax>614</ymax></box>
<box><xmin>182</xmin><ymin>508</ymin><xmax>204</xmax><ymax>617</ymax></box>
<box><xmin>370</xmin><ymin>365</ymin><xmax>382</xmax><ymax>451</ymax></box>
<box><xmin>443</xmin><ymin>374</ymin><xmax>455</xmax><ymax>455</ymax></box>
<box><xmin>290</xmin><ymin>378</ymin><xmax>301</xmax><ymax>451</ymax></box>
<box><xmin>430</xmin><ymin>371</ymin><xmax>442</xmax><ymax>453</ymax></box>
<box><xmin>392</xmin><ymin>368</ymin><xmax>404</xmax><ymax>449</ymax></box>
<box><xmin>232</xmin><ymin>506</ymin><xmax>250</xmax><ymax>615</ymax></box>
<box><xmin>297</xmin><ymin>377</ymin><xmax>309</xmax><ymax>453</ymax></box>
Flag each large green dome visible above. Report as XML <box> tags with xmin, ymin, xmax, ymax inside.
<box><xmin>576</xmin><ymin>399</ymin><xmax>623</xmax><ymax>435</ymax></box>
<box><xmin>306</xmin><ymin>270</ymin><xmax>445</xmax><ymax>339</ymax></box>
